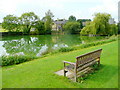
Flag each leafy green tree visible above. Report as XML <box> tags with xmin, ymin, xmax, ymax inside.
<box><xmin>44</xmin><ymin>10</ymin><xmax>54</xmax><ymax>34</ymax></box>
<box><xmin>109</xmin><ymin>24</ymin><xmax>118</xmax><ymax>35</ymax></box>
<box><xmin>77</xmin><ymin>19</ymin><xmax>83</xmax><ymax>29</ymax></box>
<box><xmin>68</xmin><ymin>15</ymin><xmax>76</xmax><ymax>22</ymax></box>
<box><xmin>34</xmin><ymin>20</ymin><xmax>45</xmax><ymax>34</ymax></box>
<box><xmin>80</xmin><ymin>13</ymin><xmax>112</xmax><ymax>35</ymax></box>
<box><xmin>118</xmin><ymin>23</ymin><xmax>120</xmax><ymax>34</ymax></box>
<box><xmin>80</xmin><ymin>22</ymin><xmax>96</xmax><ymax>35</ymax></box>
<box><xmin>93</xmin><ymin>13</ymin><xmax>111</xmax><ymax>35</ymax></box>
<box><xmin>63</xmin><ymin>21</ymin><xmax>80</xmax><ymax>34</ymax></box>
<box><xmin>2</xmin><ymin>15</ymin><xmax>19</xmax><ymax>32</ymax></box>
<box><xmin>20</xmin><ymin>12</ymin><xmax>39</xmax><ymax>34</ymax></box>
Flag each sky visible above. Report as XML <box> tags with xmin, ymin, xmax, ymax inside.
<box><xmin>0</xmin><ymin>0</ymin><xmax>119</xmax><ymax>23</ymax></box>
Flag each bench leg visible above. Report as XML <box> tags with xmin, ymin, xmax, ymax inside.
<box><xmin>74</xmin><ymin>68</ymin><xmax>77</xmax><ymax>82</ymax></box>
<box><xmin>64</xmin><ymin>63</ymin><xmax>66</xmax><ymax>77</ymax></box>
<box><xmin>98</xmin><ymin>57</ymin><xmax>100</xmax><ymax>67</ymax></box>
<box><xmin>74</xmin><ymin>76</ymin><xmax>77</xmax><ymax>82</ymax></box>
<box><xmin>64</xmin><ymin>70</ymin><xmax>66</xmax><ymax>77</ymax></box>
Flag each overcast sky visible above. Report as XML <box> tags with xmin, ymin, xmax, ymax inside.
<box><xmin>0</xmin><ymin>0</ymin><xmax>119</xmax><ymax>22</ymax></box>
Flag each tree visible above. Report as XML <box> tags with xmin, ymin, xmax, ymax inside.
<box><xmin>93</xmin><ymin>13</ymin><xmax>111</xmax><ymax>35</ymax></box>
<box><xmin>109</xmin><ymin>24</ymin><xmax>118</xmax><ymax>35</ymax></box>
<box><xmin>118</xmin><ymin>23</ymin><xmax>120</xmax><ymax>34</ymax></box>
<box><xmin>80</xmin><ymin>13</ymin><xmax>112</xmax><ymax>35</ymax></box>
<box><xmin>44</xmin><ymin>10</ymin><xmax>54</xmax><ymax>34</ymax></box>
<box><xmin>34</xmin><ymin>20</ymin><xmax>45</xmax><ymax>34</ymax></box>
<box><xmin>63</xmin><ymin>21</ymin><xmax>80</xmax><ymax>34</ymax></box>
<box><xmin>20</xmin><ymin>12</ymin><xmax>39</xmax><ymax>34</ymax></box>
<box><xmin>68</xmin><ymin>15</ymin><xmax>76</xmax><ymax>22</ymax></box>
<box><xmin>2</xmin><ymin>15</ymin><xmax>19</xmax><ymax>32</ymax></box>
<box><xmin>77</xmin><ymin>19</ymin><xmax>83</xmax><ymax>29</ymax></box>
<box><xmin>80</xmin><ymin>22</ymin><xmax>96</xmax><ymax>35</ymax></box>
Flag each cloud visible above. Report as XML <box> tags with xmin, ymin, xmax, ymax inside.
<box><xmin>89</xmin><ymin>0</ymin><xmax>119</xmax><ymax>21</ymax></box>
<box><xmin>0</xmin><ymin>0</ymin><xmax>119</xmax><ymax>22</ymax></box>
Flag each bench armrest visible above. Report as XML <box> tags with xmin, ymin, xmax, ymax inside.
<box><xmin>63</xmin><ymin>61</ymin><xmax>76</xmax><ymax>65</ymax></box>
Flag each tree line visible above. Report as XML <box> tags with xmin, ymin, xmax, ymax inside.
<box><xmin>80</xmin><ymin>13</ymin><xmax>118</xmax><ymax>35</ymax></box>
<box><xmin>2</xmin><ymin>11</ymin><xmax>118</xmax><ymax>35</ymax></box>
<box><xmin>2</xmin><ymin>10</ymin><xmax>54</xmax><ymax>34</ymax></box>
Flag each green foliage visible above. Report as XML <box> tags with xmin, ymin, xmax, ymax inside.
<box><xmin>109</xmin><ymin>24</ymin><xmax>118</xmax><ymax>35</ymax></box>
<box><xmin>80</xmin><ymin>22</ymin><xmax>96</xmax><ymax>35</ymax></box>
<box><xmin>29</xmin><ymin>30</ymin><xmax>39</xmax><ymax>35</ymax></box>
<box><xmin>58</xmin><ymin>47</ymin><xmax>75</xmax><ymax>52</ymax></box>
<box><xmin>1</xmin><ymin>55</ymin><xmax>37</xmax><ymax>66</ymax></box>
<box><xmin>2</xmin><ymin>15</ymin><xmax>19</xmax><ymax>32</ymax></box>
<box><xmin>118</xmin><ymin>23</ymin><xmax>120</xmax><ymax>34</ymax></box>
<box><xmin>77</xmin><ymin>19</ymin><xmax>83</xmax><ymax>29</ymax></box>
<box><xmin>44</xmin><ymin>10</ymin><xmax>54</xmax><ymax>34</ymax></box>
<box><xmin>80</xmin><ymin>13</ymin><xmax>115</xmax><ymax>35</ymax></box>
<box><xmin>63</xmin><ymin>21</ymin><xmax>80</xmax><ymax>34</ymax></box>
<box><xmin>2</xmin><ymin>11</ymin><xmax>54</xmax><ymax>35</ymax></box>
<box><xmin>20</xmin><ymin>12</ymin><xmax>39</xmax><ymax>34</ymax></box>
<box><xmin>34</xmin><ymin>20</ymin><xmax>45</xmax><ymax>34</ymax></box>
<box><xmin>68</xmin><ymin>15</ymin><xmax>76</xmax><ymax>22</ymax></box>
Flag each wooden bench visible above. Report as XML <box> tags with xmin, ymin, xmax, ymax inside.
<box><xmin>63</xmin><ymin>49</ymin><xmax>102</xmax><ymax>82</ymax></box>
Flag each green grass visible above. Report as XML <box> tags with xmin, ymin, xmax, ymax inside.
<box><xmin>1</xmin><ymin>55</ymin><xmax>37</xmax><ymax>66</ymax></box>
<box><xmin>0</xmin><ymin>67</ymin><xmax>2</xmax><ymax>89</ymax></box>
<box><xmin>2</xmin><ymin>40</ymin><xmax>118</xmax><ymax>88</ymax></box>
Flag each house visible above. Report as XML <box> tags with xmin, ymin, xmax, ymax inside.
<box><xmin>52</xmin><ymin>19</ymin><xmax>67</xmax><ymax>31</ymax></box>
<box><xmin>109</xmin><ymin>18</ymin><xmax>115</xmax><ymax>24</ymax></box>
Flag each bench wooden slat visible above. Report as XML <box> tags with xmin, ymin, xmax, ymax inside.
<box><xmin>63</xmin><ymin>61</ymin><xmax>76</xmax><ymax>65</ymax></box>
<box><xmin>77</xmin><ymin>67</ymin><xmax>93</xmax><ymax>77</ymax></box>
<box><xmin>77</xmin><ymin>60</ymin><xmax>97</xmax><ymax>72</ymax></box>
<box><xmin>77</xmin><ymin>57</ymin><xmax>99</xmax><ymax>67</ymax></box>
<box><xmin>76</xmin><ymin>49</ymin><xmax>102</xmax><ymax>59</ymax></box>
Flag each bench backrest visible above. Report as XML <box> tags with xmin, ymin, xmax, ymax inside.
<box><xmin>76</xmin><ymin>49</ymin><xmax>102</xmax><ymax>67</ymax></box>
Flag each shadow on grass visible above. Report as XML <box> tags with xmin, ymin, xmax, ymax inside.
<box><xmin>77</xmin><ymin>64</ymin><xmax>118</xmax><ymax>84</ymax></box>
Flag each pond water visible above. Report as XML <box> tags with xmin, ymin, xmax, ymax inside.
<box><xmin>0</xmin><ymin>35</ymin><xmax>106</xmax><ymax>57</ymax></box>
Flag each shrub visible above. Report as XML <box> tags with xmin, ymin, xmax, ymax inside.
<box><xmin>1</xmin><ymin>55</ymin><xmax>37</xmax><ymax>66</ymax></box>
<box><xmin>58</xmin><ymin>47</ymin><xmax>75</xmax><ymax>52</ymax></box>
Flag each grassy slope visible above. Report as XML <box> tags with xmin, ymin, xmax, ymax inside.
<box><xmin>0</xmin><ymin>67</ymin><xmax>2</xmax><ymax>89</ymax></box>
<box><xmin>2</xmin><ymin>41</ymin><xmax>118</xmax><ymax>88</ymax></box>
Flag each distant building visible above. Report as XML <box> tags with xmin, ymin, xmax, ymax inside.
<box><xmin>118</xmin><ymin>1</ymin><xmax>120</xmax><ymax>22</ymax></box>
<box><xmin>109</xmin><ymin>18</ymin><xmax>115</xmax><ymax>24</ymax></box>
<box><xmin>52</xmin><ymin>19</ymin><xmax>67</xmax><ymax>31</ymax></box>
<box><xmin>52</xmin><ymin>19</ymin><xmax>91</xmax><ymax>31</ymax></box>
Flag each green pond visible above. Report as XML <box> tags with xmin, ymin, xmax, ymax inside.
<box><xmin>0</xmin><ymin>35</ymin><xmax>106</xmax><ymax>57</ymax></box>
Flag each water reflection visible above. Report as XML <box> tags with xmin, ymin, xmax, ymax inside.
<box><xmin>1</xmin><ymin>35</ymin><xmax>105</xmax><ymax>57</ymax></box>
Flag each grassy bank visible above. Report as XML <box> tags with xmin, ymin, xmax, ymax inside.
<box><xmin>2</xmin><ymin>40</ymin><xmax>118</xmax><ymax>88</ymax></box>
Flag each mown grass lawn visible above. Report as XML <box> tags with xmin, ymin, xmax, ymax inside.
<box><xmin>2</xmin><ymin>41</ymin><xmax>118</xmax><ymax>88</ymax></box>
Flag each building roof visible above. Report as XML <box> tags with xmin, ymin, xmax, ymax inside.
<box><xmin>54</xmin><ymin>20</ymin><xmax>68</xmax><ymax>24</ymax></box>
